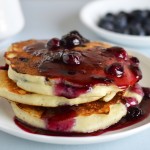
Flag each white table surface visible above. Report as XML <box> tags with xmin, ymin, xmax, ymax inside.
<box><xmin>0</xmin><ymin>0</ymin><xmax>150</xmax><ymax>149</ymax></box>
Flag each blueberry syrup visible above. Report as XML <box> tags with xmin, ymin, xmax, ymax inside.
<box><xmin>24</xmin><ymin>43</ymin><xmax>140</xmax><ymax>88</ymax></box>
<box><xmin>42</xmin><ymin>106</ymin><xmax>76</xmax><ymax>131</ymax></box>
<box><xmin>6</xmin><ymin>31</ymin><xmax>143</xmax><ymax>99</ymax></box>
<box><xmin>8</xmin><ymin>31</ymin><xmax>141</xmax><ymax>88</ymax></box>
<box><xmin>14</xmin><ymin>88</ymin><xmax>150</xmax><ymax>137</ymax></box>
<box><xmin>54</xmin><ymin>82</ymin><xmax>90</xmax><ymax>98</ymax></box>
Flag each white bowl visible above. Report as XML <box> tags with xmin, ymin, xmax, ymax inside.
<box><xmin>0</xmin><ymin>0</ymin><xmax>24</xmax><ymax>41</ymax></box>
<box><xmin>80</xmin><ymin>0</ymin><xmax>150</xmax><ymax>47</ymax></box>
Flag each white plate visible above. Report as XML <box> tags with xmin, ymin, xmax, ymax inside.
<box><xmin>80</xmin><ymin>0</ymin><xmax>150</xmax><ymax>47</ymax></box>
<box><xmin>0</xmin><ymin>49</ymin><xmax>150</xmax><ymax>145</ymax></box>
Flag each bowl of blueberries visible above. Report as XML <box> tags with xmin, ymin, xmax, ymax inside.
<box><xmin>80</xmin><ymin>0</ymin><xmax>150</xmax><ymax>47</ymax></box>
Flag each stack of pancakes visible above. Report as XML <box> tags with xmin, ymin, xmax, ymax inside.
<box><xmin>0</xmin><ymin>32</ymin><xmax>143</xmax><ymax>133</ymax></box>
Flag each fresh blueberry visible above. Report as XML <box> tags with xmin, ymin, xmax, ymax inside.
<box><xmin>114</xmin><ymin>12</ymin><xmax>128</xmax><ymax>29</ymax></box>
<box><xmin>98</xmin><ymin>18</ymin><xmax>114</xmax><ymax>31</ymax></box>
<box><xmin>119</xmin><ymin>11</ymin><xmax>128</xmax><ymax>17</ymax></box>
<box><xmin>128</xmin><ymin>23</ymin><xmax>145</xmax><ymax>35</ymax></box>
<box><xmin>122</xmin><ymin>25</ymin><xmax>130</xmax><ymax>34</ymax></box>
<box><xmin>143</xmin><ymin>19</ymin><xmax>150</xmax><ymax>35</ymax></box>
<box><xmin>98</xmin><ymin>9</ymin><xmax>150</xmax><ymax>36</ymax></box>
<box><xmin>130</xmin><ymin>10</ymin><xmax>148</xmax><ymax>22</ymax></box>
<box><xmin>105</xmin><ymin>13</ymin><xmax>115</xmax><ymax>22</ymax></box>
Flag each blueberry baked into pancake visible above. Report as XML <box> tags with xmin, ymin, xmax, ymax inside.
<box><xmin>0</xmin><ymin>31</ymin><xmax>147</xmax><ymax>135</ymax></box>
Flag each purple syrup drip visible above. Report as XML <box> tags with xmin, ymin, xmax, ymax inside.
<box><xmin>42</xmin><ymin>106</ymin><xmax>77</xmax><ymax>132</ymax></box>
<box><xmin>45</xmin><ymin>118</ymin><xmax>75</xmax><ymax>131</ymax></box>
<box><xmin>54</xmin><ymin>82</ymin><xmax>90</xmax><ymax>99</ymax></box>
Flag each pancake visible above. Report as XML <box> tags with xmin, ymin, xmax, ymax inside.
<box><xmin>8</xmin><ymin>66</ymin><xmax>122</xmax><ymax>102</ymax></box>
<box><xmin>0</xmin><ymin>70</ymin><xmax>143</xmax><ymax>107</ymax></box>
<box><xmin>6</xmin><ymin>40</ymin><xmax>123</xmax><ymax>100</ymax></box>
<box><xmin>0</xmin><ymin>31</ymin><xmax>143</xmax><ymax>134</ymax></box>
<box><xmin>5</xmin><ymin>31</ymin><xmax>142</xmax><ymax>100</ymax></box>
<box><xmin>11</xmin><ymin>94</ymin><xmax>127</xmax><ymax>133</ymax></box>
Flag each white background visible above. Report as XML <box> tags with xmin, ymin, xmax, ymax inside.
<box><xmin>0</xmin><ymin>0</ymin><xmax>150</xmax><ymax>149</ymax></box>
